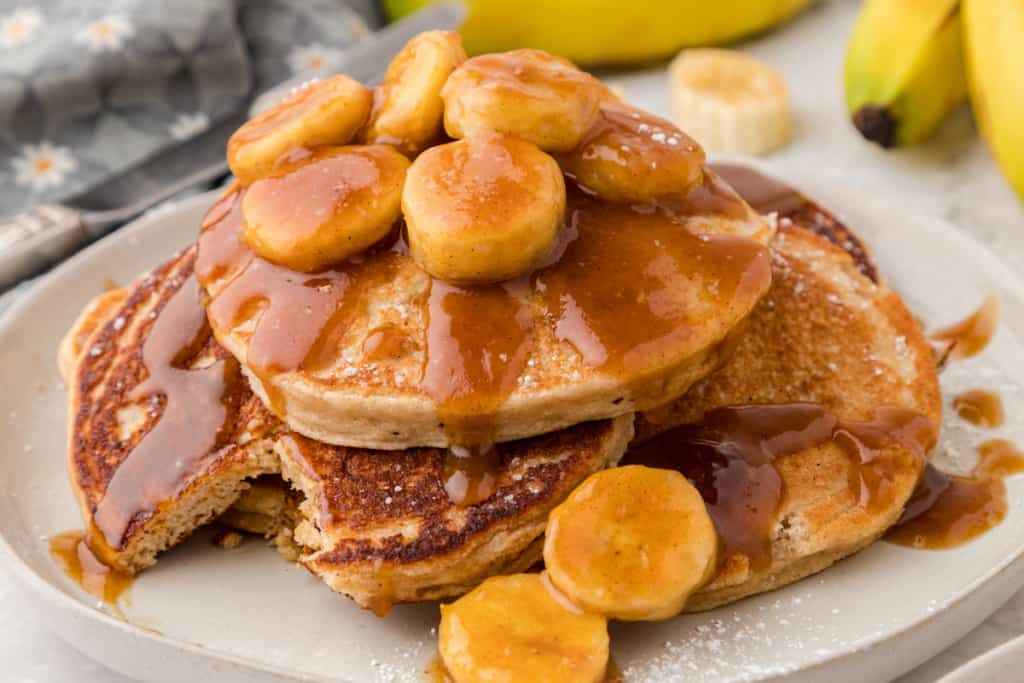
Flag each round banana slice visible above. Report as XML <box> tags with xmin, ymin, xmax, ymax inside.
<box><xmin>544</xmin><ymin>465</ymin><xmax>718</xmax><ymax>621</ymax></box>
<box><xmin>228</xmin><ymin>75</ymin><xmax>374</xmax><ymax>184</ymax></box>
<box><xmin>439</xmin><ymin>573</ymin><xmax>610</xmax><ymax>683</ymax></box>
<box><xmin>402</xmin><ymin>135</ymin><xmax>565</xmax><ymax>284</ymax></box>
<box><xmin>559</xmin><ymin>102</ymin><xmax>706</xmax><ymax>202</ymax></box>
<box><xmin>241</xmin><ymin>145</ymin><xmax>409</xmax><ymax>272</ymax></box>
<box><xmin>669</xmin><ymin>48</ymin><xmax>792</xmax><ymax>156</ymax></box>
<box><xmin>361</xmin><ymin>31</ymin><xmax>466</xmax><ymax>156</ymax></box>
<box><xmin>441</xmin><ymin>49</ymin><xmax>605</xmax><ymax>152</ymax></box>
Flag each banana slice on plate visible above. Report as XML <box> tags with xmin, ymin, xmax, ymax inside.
<box><xmin>669</xmin><ymin>48</ymin><xmax>792</xmax><ymax>156</ymax></box>
<box><xmin>543</xmin><ymin>465</ymin><xmax>718</xmax><ymax>621</ymax></box>
<box><xmin>361</xmin><ymin>31</ymin><xmax>466</xmax><ymax>156</ymax></box>
<box><xmin>559</xmin><ymin>102</ymin><xmax>705</xmax><ymax>202</ymax></box>
<box><xmin>441</xmin><ymin>49</ymin><xmax>606</xmax><ymax>152</ymax></box>
<box><xmin>241</xmin><ymin>145</ymin><xmax>409</xmax><ymax>272</ymax></box>
<box><xmin>228</xmin><ymin>75</ymin><xmax>374</xmax><ymax>184</ymax></box>
<box><xmin>402</xmin><ymin>135</ymin><xmax>565</xmax><ymax>284</ymax></box>
<box><xmin>439</xmin><ymin>573</ymin><xmax>610</xmax><ymax>683</ymax></box>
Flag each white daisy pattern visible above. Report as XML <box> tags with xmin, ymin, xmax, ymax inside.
<box><xmin>11</xmin><ymin>141</ymin><xmax>78</xmax><ymax>191</ymax></box>
<box><xmin>74</xmin><ymin>14</ymin><xmax>134</xmax><ymax>53</ymax></box>
<box><xmin>0</xmin><ymin>8</ymin><xmax>43</xmax><ymax>49</ymax></box>
<box><xmin>286</xmin><ymin>43</ymin><xmax>343</xmax><ymax>75</ymax></box>
<box><xmin>169</xmin><ymin>112</ymin><xmax>210</xmax><ymax>141</ymax></box>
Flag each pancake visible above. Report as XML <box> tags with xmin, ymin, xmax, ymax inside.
<box><xmin>628</xmin><ymin>176</ymin><xmax>942</xmax><ymax>612</ymax></box>
<box><xmin>61</xmin><ymin>249</ymin><xmax>632</xmax><ymax>608</ymax></box>
<box><xmin>196</xmin><ymin>169</ymin><xmax>774</xmax><ymax>451</ymax></box>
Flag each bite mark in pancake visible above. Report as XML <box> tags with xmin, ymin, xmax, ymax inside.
<box><xmin>63</xmin><ymin>250</ymin><xmax>633</xmax><ymax>607</ymax></box>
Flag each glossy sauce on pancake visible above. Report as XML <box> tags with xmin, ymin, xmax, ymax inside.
<box><xmin>623</xmin><ymin>403</ymin><xmax>936</xmax><ymax>570</ymax></box>
<box><xmin>92</xmin><ymin>276</ymin><xmax>243</xmax><ymax>549</ymax></box>
<box><xmin>197</xmin><ymin>161</ymin><xmax>771</xmax><ymax>457</ymax></box>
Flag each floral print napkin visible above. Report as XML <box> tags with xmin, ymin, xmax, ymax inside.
<box><xmin>0</xmin><ymin>0</ymin><xmax>375</xmax><ymax>218</ymax></box>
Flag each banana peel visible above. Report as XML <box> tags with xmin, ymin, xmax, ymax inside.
<box><xmin>963</xmin><ymin>0</ymin><xmax>1024</xmax><ymax>201</ymax></box>
<box><xmin>844</xmin><ymin>0</ymin><xmax>968</xmax><ymax>148</ymax></box>
<box><xmin>384</xmin><ymin>0</ymin><xmax>814</xmax><ymax>65</ymax></box>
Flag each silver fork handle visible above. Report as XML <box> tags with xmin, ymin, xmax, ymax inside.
<box><xmin>0</xmin><ymin>205</ymin><xmax>87</xmax><ymax>291</ymax></box>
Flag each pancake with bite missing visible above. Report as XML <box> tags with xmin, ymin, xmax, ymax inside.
<box><xmin>196</xmin><ymin>170</ymin><xmax>773</xmax><ymax>451</ymax></box>
<box><xmin>61</xmin><ymin>248</ymin><xmax>632</xmax><ymax>608</ymax></box>
<box><xmin>630</xmin><ymin>173</ymin><xmax>942</xmax><ymax>612</ymax></box>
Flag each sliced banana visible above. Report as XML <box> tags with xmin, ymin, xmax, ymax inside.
<box><xmin>441</xmin><ymin>49</ymin><xmax>605</xmax><ymax>152</ymax></box>
<box><xmin>559</xmin><ymin>102</ymin><xmax>705</xmax><ymax>202</ymax></box>
<box><xmin>241</xmin><ymin>145</ymin><xmax>409</xmax><ymax>272</ymax></box>
<box><xmin>403</xmin><ymin>135</ymin><xmax>565</xmax><ymax>284</ymax></box>
<box><xmin>543</xmin><ymin>465</ymin><xmax>718</xmax><ymax>621</ymax></box>
<box><xmin>669</xmin><ymin>48</ymin><xmax>792</xmax><ymax>156</ymax></box>
<box><xmin>228</xmin><ymin>75</ymin><xmax>374</xmax><ymax>184</ymax></box>
<box><xmin>361</xmin><ymin>31</ymin><xmax>466</xmax><ymax>156</ymax></box>
<box><xmin>439</xmin><ymin>573</ymin><xmax>610</xmax><ymax>683</ymax></box>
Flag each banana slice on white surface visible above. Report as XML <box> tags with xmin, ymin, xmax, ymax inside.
<box><xmin>669</xmin><ymin>48</ymin><xmax>792</xmax><ymax>156</ymax></box>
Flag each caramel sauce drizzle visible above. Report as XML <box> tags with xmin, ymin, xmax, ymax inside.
<box><xmin>931</xmin><ymin>294</ymin><xmax>1001</xmax><ymax>359</ymax></box>
<box><xmin>622</xmin><ymin>403</ymin><xmax>935</xmax><ymax>571</ymax></box>
<box><xmin>887</xmin><ymin>438</ymin><xmax>1024</xmax><ymax>549</ymax></box>
<box><xmin>94</xmin><ymin>275</ymin><xmax>241</xmax><ymax>549</ymax></box>
<box><xmin>952</xmin><ymin>389</ymin><xmax>1005</xmax><ymax>428</ymax></box>
<box><xmin>196</xmin><ymin>168</ymin><xmax>768</xmax><ymax>507</ymax></box>
<box><xmin>49</xmin><ymin>531</ymin><xmax>133</xmax><ymax>607</ymax></box>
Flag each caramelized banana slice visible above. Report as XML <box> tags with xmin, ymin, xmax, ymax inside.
<box><xmin>441</xmin><ymin>49</ymin><xmax>605</xmax><ymax>152</ymax></box>
<box><xmin>440</xmin><ymin>573</ymin><xmax>609</xmax><ymax>683</ymax></box>
<box><xmin>559</xmin><ymin>103</ymin><xmax>705</xmax><ymax>203</ymax></box>
<box><xmin>241</xmin><ymin>145</ymin><xmax>408</xmax><ymax>272</ymax></box>
<box><xmin>403</xmin><ymin>135</ymin><xmax>564</xmax><ymax>284</ymax></box>
<box><xmin>228</xmin><ymin>75</ymin><xmax>373</xmax><ymax>184</ymax></box>
<box><xmin>361</xmin><ymin>31</ymin><xmax>466</xmax><ymax>155</ymax></box>
<box><xmin>544</xmin><ymin>465</ymin><xmax>717</xmax><ymax>621</ymax></box>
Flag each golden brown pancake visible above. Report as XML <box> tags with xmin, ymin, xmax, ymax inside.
<box><xmin>628</xmin><ymin>181</ymin><xmax>942</xmax><ymax>612</ymax></box>
<box><xmin>61</xmin><ymin>249</ymin><xmax>632</xmax><ymax>608</ymax></box>
<box><xmin>196</xmin><ymin>173</ymin><xmax>773</xmax><ymax>451</ymax></box>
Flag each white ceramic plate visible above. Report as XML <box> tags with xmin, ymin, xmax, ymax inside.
<box><xmin>938</xmin><ymin>633</ymin><xmax>1024</xmax><ymax>683</ymax></box>
<box><xmin>2</xmin><ymin>166</ymin><xmax>1024</xmax><ymax>683</ymax></box>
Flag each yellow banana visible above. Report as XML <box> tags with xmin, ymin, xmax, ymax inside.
<box><xmin>963</xmin><ymin>0</ymin><xmax>1024</xmax><ymax>201</ymax></box>
<box><xmin>844</xmin><ymin>0</ymin><xmax>968</xmax><ymax>148</ymax></box>
<box><xmin>384</xmin><ymin>0</ymin><xmax>814</xmax><ymax>65</ymax></box>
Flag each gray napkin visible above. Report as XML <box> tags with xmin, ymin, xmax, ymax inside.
<box><xmin>0</xmin><ymin>0</ymin><xmax>376</xmax><ymax>218</ymax></box>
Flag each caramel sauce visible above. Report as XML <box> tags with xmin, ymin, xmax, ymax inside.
<box><xmin>534</xmin><ymin>191</ymin><xmax>771</xmax><ymax>375</ymax></box>
<box><xmin>952</xmin><ymin>389</ymin><xmax>1004</xmax><ymax>428</ymax></box>
<box><xmin>49</xmin><ymin>531</ymin><xmax>132</xmax><ymax>606</ymax></box>
<box><xmin>707</xmin><ymin>163</ymin><xmax>807</xmax><ymax>216</ymax></box>
<box><xmin>93</xmin><ymin>275</ymin><xmax>242</xmax><ymax>549</ymax></box>
<box><xmin>622</xmin><ymin>403</ymin><xmax>935</xmax><ymax>571</ymax></box>
<box><xmin>362</xmin><ymin>323</ymin><xmax>409</xmax><ymax>362</ymax></box>
<box><xmin>196</xmin><ymin>179</ymin><xmax>768</xmax><ymax>483</ymax></box>
<box><xmin>931</xmin><ymin>294</ymin><xmax>1001</xmax><ymax>359</ymax></box>
<box><xmin>442</xmin><ymin>444</ymin><xmax>502</xmax><ymax>506</ymax></box>
<box><xmin>887</xmin><ymin>439</ymin><xmax>1024</xmax><ymax>549</ymax></box>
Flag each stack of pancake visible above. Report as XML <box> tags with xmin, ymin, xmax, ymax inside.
<box><xmin>58</xmin><ymin>33</ymin><xmax>941</xmax><ymax>618</ymax></box>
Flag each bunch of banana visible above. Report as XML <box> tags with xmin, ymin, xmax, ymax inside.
<box><xmin>384</xmin><ymin>0</ymin><xmax>814</xmax><ymax>65</ymax></box>
<box><xmin>845</xmin><ymin>0</ymin><xmax>1024</xmax><ymax>201</ymax></box>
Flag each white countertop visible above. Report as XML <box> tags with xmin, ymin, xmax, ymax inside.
<box><xmin>2</xmin><ymin>0</ymin><xmax>1022</xmax><ymax>680</ymax></box>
